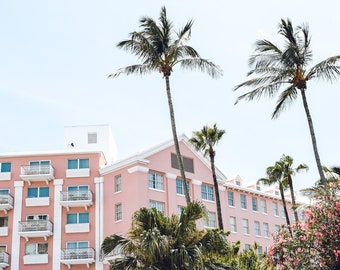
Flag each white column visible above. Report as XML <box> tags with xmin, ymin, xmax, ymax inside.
<box><xmin>53</xmin><ymin>179</ymin><xmax>63</xmax><ymax>270</ymax></box>
<box><xmin>94</xmin><ymin>177</ymin><xmax>104</xmax><ymax>270</ymax></box>
<box><xmin>11</xmin><ymin>181</ymin><xmax>24</xmax><ymax>270</ymax></box>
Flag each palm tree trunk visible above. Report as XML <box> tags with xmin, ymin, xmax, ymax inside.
<box><xmin>300</xmin><ymin>89</ymin><xmax>326</xmax><ymax>185</ymax></box>
<box><xmin>210</xmin><ymin>154</ymin><xmax>224</xmax><ymax>230</ymax></box>
<box><xmin>287</xmin><ymin>175</ymin><xmax>299</xmax><ymax>222</ymax></box>
<box><xmin>164</xmin><ymin>76</ymin><xmax>191</xmax><ymax>204</ymax></box>
<box><xmin>279</xmin><ymin>182</ymin><xmax>292</xmax><ymax>236</ymax></box>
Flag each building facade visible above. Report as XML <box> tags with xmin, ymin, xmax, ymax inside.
<box><xmin>0</xmin><ymin>125</ymin><xmax>293</xmax><ymax>269</ymax></box>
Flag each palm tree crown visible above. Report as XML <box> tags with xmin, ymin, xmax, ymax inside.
<box><xmin>189</xmin><ymin>124</ymin><xmax>226</xmax><ymax>230</ymax></box>
<box><xmin>234</xmin><ymin>18</ymin><xmax>340</xmax><ymax>185</ymax></box>
<box><xmin>111</xmin><ymin>6</ymin><xmax>223</xmax><ymax>204</ymax></box>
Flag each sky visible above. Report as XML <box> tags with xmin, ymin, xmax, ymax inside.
<box><xmin>1</xmin><ymin>0</ymin><xmax>340</xmax><ymax>192</ymax></box>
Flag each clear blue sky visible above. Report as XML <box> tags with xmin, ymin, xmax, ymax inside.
<box><xmin>1</xmin><ymin>0</ymin><xmax>339</xmax><ymax>192</ymax></box>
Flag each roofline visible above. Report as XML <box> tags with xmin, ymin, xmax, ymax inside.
<box><xmin>0</xmin><ymin>148</ymin><xmax>105</xmax><ymax>158</ymax></box>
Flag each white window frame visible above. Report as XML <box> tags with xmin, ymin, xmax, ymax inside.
<box><xmin>229</xmin><ymin>216</ymin><xmax>237</xmax><ymax>232</ymax></box>
<box><xmin>66</xmin><ymin>212</ymin><xmax>89</xmax><ymax>224</ymax></box>
<box><xmin>260</xmin><ymin>199</ymin><xmax>267</xmax><ymax>214</ymax></box>
<box><xmin>115</xmin><ymin>203</ymin><xmax>122</xmax><ymax>221</ymax></box>
<box><xmin>148</xmin><ymin>172</ymin><xmax>164</xmax><ymax>191</ymax></box>
<box><xmin>227</xmin><ymin>191</ymin><xmax>234</xmax><ymax>207</ymax></box>
<box><xmin>254</xmin><ymin>221</ymin><xmax>261</xmax><ymax>236</ymax></box>
<box><xmin>242</xmin><ymin>219</ymin><xmax>249</xmax><ymax>235</ymax></box>
<box><xmin>115</xmin><ymin>175</ymin><xmax>122</xmax><ymax>193</ymax></box>
<box><xmin>273</xmin><ymin>202</ymin><xmax>279</xmax><ymax>216</ymax></box>
<box><xmin>201</xmin><ymin>184</ymin><xmax>214</xmax><ymax>201</ymax></box>
<box><xmin>204</xmin><ymin>211</ymin><xmax>216</xmax><ymax>228</ymax></box>
<box><xmin>150</xmin><ymin>200</ymin><xmax>165</xmax><ymax>213</ymax></box>
<box><xmin>25</xmin><ymin>243</ymin><xmax>48</xmax><ymax>255</ymax></box>
<box><xmin>263</xmin><ymin>222</ymin><xmax>269</xmax><ymax>238</ymax></box>
<box><xmin>252</xmin><ymin>197</ymin><xmax>258</xmax><ymax>211</ymax></box>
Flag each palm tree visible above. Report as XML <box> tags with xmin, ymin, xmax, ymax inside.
<box><xmin>111</xmin><ymin>6</ymin><xmax>223</xmax><ymax>204</ymax></box>
<box><xmin>101</xmin><ymin>201</ymin><xmax>231</xmax><ymax>270</ymax></box>
<box><xmin>277</xmin><ymin>155</ymin><xmax>308</xmax><ymax>222</ymax></box>
<box><xmin>189</xmin><ymin>124</ymin><xmax>226</xmax><ymax>230</ymax></box>
<box><xmin>258</xmin><ymin>160</ymin><xmax>293</xmax><ymax>236</ymax></box>
<box><xmin>234</xmin><ymin>18</ymin><xmax>340</xmax><ymax>186</ymax></box>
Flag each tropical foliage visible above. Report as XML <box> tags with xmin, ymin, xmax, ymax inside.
<box><xmin>234</xmin><ymin>18</ymin><xmax>340</xmax><ymax>185</ymax></box>
<box><xmin>266</xmin><ymin>176</ymin><xmax>340</xmax><ymax>269</ymax></box>
<box><xmin>189</xmin><ymin>124</ymin><xmax>226</xmax><ymax>230</ymax></box>
<box><xmin>111</xmin><ymin>6</ymin><xmax>223</xmax><ymax>204</ymax></box>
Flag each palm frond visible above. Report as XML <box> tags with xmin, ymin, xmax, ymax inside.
<box><xmin>272</xmin><ymin>85</ymin><xmax>297</xmax><ymax>119</ymax></box>
<box><xmin>306</xmin><ymin>55</ymin><xmax>340</xmax><ymax>81</ymax></box>
<box><xmin>178</xmin><ymin>58</ymin><xmax>223</xmax><ymax>78</ymax></box>
<box><xmin>109</xmin><ymin>64</ymin><xmax>155</xmax><ymax>78</ymax></box>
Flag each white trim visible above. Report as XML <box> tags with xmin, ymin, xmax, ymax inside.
<box><xmin>11</xmin><ymin>181</ymin><xmax>24</xmax><ymax>270</ymax></box>
<box><xmin>95</xmin><ymin>177</ymin><xmax>104</xmax><ymax>270</ymax></box>
<box><xmin>218</xmin><ymin>185</ymin><xmax>226</xmax><ymax>191</ymax></box>
<box><xmin>53</xmin><ymin>178</ymin><xmax>63</xmax><ymax>270</ymax></box>
<box><xmin>191</xmin><ymin>179</ymin><xmax>202</xmax><ymax>186</ymax></box>
<box><xmin>127</xmin><ymin>166</ymin><xmax>149</xmax><ymax>174</ymax></box>
<box><xmin>165</xmin><ymin>173</ymin><xmax>176</xmax><ymax>179</ymax></box>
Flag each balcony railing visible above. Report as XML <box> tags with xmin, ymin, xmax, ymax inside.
<box><xmin>60</xmin><ymin>248</ymin><xmax>95</xmax><ymax>268</ymax></box>
<box><xmin>18</xmin><ymin>220</ymin><xmax>53</xmax><ymax>241</ymax></box>
<box><xmin>20</xmin><ymin>165</ymin><xmax>54</xmax><ymax>184</ymax></box>
<box><xmin>0</xmin><ymin>251</ymin><xmax>9</xmax><ymax>268</ymax></box>
<box><xmin>60</xmin><ymin>190</ymin><xmax>93</xmax><ymax>211</ymax></box>
<box><xmin>0</xmin><ymin>194</ymin><xmax>13</xmax><ymax>214</ymax></box>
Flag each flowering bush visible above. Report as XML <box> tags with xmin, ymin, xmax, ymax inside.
<box><xmin>267</xmin><ymin>179</ymin><xmax>340</xmax><ymax>269</ymax></box>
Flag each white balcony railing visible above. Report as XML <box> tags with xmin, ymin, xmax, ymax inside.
<box><xmin>60</xmin><ymin>248</ymin><xmax>95</xmax><ymax>269</ymax></box>
<box><xmin>18</xmin><ymin>220</ymin><xmax>53</xmax><ymax>241</ymax></box>
<box><xmin>0</xmin><ymin>194</ymin><xmax>13</xmax><ymax>214</ymax></box>
<box><xmin>0</xmin><ymin>251</ymin><xmax>9</xmax><ymax>268</ymax></box>
<box><xmin>60</xmin><ymin>190</ymin><xmax>93</xmax><ymax>211</ymax></box>
<box><xmin>20</xmin><ymin>165</ymin><xmax>54</xmax><ymax>184</ymax></box>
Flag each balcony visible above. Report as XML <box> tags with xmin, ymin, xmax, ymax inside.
<box><xmin>0</xmin><ymin>194</ymin><xmax>13</xmax><ymax>214</ymax></box>
<box><xmin>18</xmin><ymin>220</ymin><xmax>53</xmax><ymax>241</ymax></box>
<box><xmin>0</xmin><ymin>252</ymin><xmax>9</xmax><ymax>269</ymax></box>
<box><xmin>20</xmin><ymin>165</ymin><xmax>54</xmax><ymax>185</ymax></box>
<box><xmin>60</xmin><ymin>248</ymin><xmax>95</xmax><ymax>269</ymax></box>
<box><xmin>60</xmin><ymin>190</ymin><xmax>93</xmax><ymax>211</ymax></box>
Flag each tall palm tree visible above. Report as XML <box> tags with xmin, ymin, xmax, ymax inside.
<box><xmin>111</xmin><ymin>6</ymin><xmax>223</xmax><ymax>204</ymax></box>
<box><xmin>189</xmin><ymin>124</ymin><xmax>226</xmax><ymax>230</ymax></box>
<box><xmin>101</xmin><ymin>201</ymin><xmax>231</xmax><ymax>270</ymax></box>
<box><xmin>277</xmin><ymin>155</ymin><xmax>308</xmax><ymax>222</ymax></box>
<box><xmin>234</xmin><ymin>18</ymin><xmax>340</xmax><ymax>186</ymax></box>
<box><xmin>258</xmin><ymin>160</ymin><xmax>293</xmax><ymax>236</ymax></box>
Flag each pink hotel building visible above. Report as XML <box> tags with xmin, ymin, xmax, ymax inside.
<box><xmin>0</xmin><ymin>125</ymin><xmax>293</xmax><ymax>270</ymax></box>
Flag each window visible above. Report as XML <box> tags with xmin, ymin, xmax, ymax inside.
<box><xmin>252</xmin><ymin>197</ymin><xmax>258</xmax><ymax>211</ymax></box>
<box><xmin>148</xmin><ymin>172</ymin><xmax>164</xmax><ymax>190</ymax></box>
<box><xmin>201</xmin><ymin>185</ymin><xmax>214</xmax><ymax>201</ymax></box>
<box><xmin>27</xmin><ymin>187</ymin><xmax>49</xmax><ymax>198</ymax></box>
<box><xmin>0</xmin><ymin>162</ymin><xmax>11</xmax><ymax>173</ymax></box>
<box><xmin>0</xmin><ymin>217</ymin><xmax>8</xmax><ymax>227</ymax></box>
<box><xmin>25</xmin><ymin>243</ymin><xmax>48</xmax><ymax>255</ymax></box>
<box><xmin>272</xmin><ymin>202</ymin><xmax>279</xmax><ymax>216</ymax></box>
<box><xmin>240</xmin><ymin>194</ymin><xmax>247</xmax><ymax>209</ymax></box>
<box><xmin>27</xmin><ymin>214</ymin><xmax>47</xmax><ymax>221</ymax></box>
<box><xmin>68</xmin><ymin>158</ymin><xmax>89</xmax><ymax>169</ymax></box>
<box><xmin>263</xmin><ymin>223</ymin><xmax>269</xmax><ymax>238</ymax></box>
<box><xmin>275</xmin><ymin>190</ymin><xmax>280</xmax><ymax>196</ymax></box>
<box><xmin>242</xmin><ymin>219</ymin><xmax>249</xmax><ymax>234</ymax></box>
<box><xmin>0</xmin><ymin>245</ymin><xmax>6</xmax><ymax>252</ymax></box>
<box><xmin>274</xmin><ymin>225</ymin><xmax>281</xmax><ymax>232</ymax></box>
<box><xmin>254</xmin><ymin>221</ymin><xmax>261</xmax><ymax>236</ymax></box>
<box><xmin>67</xmin><ymin>241</ymin><xmax>88</xmax><ymax>249</ymax></box>
<box><xmin>150</xmin><ymin>201</ymin><xmax>165</xmax><ymax>213</ymax></box>
<box><xmin>115</xmin><ymin>175</ymin><xmax>122</xmax><ymax>192</ymax></box>
<box><xmin>67</xmin><ymin>213</ymin><xmax>89</xmax><ymax>224</ymax></box>
<box><xmin>68</xmin><ymin>186</ymin><xmax>88</xmax><ymax>192</ymax></box>
<box><xmin>204</xmin><ymin>212</ymin><xmax>216</xmax><ymax>228</ymax></box>
<box><xmin>280</xmin><ymin>204</ymin><xmax>286</xmax><ymax>217</ymax></box>
<box><xmin>176</xmin><ymin>179</ymin><xmax>190</xmax><ymax>195</ymax></box>
<box><xmin>260</xmin><ymin>199</ymin><xmax>267</xmax><ymax>214</ymax></box>
<box><xmin>256</xmin><ymin>246</ymin><xmax>263</xmax><ymax>257</ymax></box>
<box><xmin>177</xmin><ymin>205</ymin><xmax>185</xmax><ymax>216</ymax></box>
<box><xmin>88</xmin><ymin>132</ymin><xmax>97</xmax><ymax>144</ymax></box>
<box><xmin>115</xmin><ymin>203</ymin><xmax>122</xmax><ymax>221</ymax></box>
<box><xmin>0</xmin><ymin>189</ymin><xmax>9</xmax><ymax>195</ymax></box>
<box><xmin>236</xmin><ymin>180</ymin><xmax>241</xmax><ymax>186</ymax></box>
<box><xmin>256</xmin><ymin>185</ymin><xmax>261</xmax><ymax>191</ymax></box>
<box><xmin>245</xmin><ymin>244</ymin><xmax>250</xmax><ymax>251</ymax></box>
<box><xmin>171</xmin><ymin>153</ymin><xmax>194</xmax><ymax>173</ymax></box>
<box><xmin>229</xmin><ymin>216</ymin><xmax>237</xmax><ymax>232</ymax></box>
<box><xmin>227</xmin><ymin>191</ymin><xmax>234</xmax><ymax>206</ymax></box>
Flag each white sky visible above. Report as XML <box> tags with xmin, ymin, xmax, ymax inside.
<box><xmin>1</xmin><ymin>0</ymin><xmax>340</xmax><ymax>192</ymax></box>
